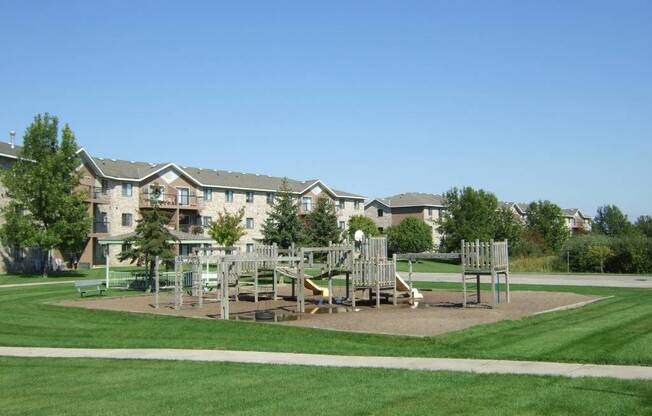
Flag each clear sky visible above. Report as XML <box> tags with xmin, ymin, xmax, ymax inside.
<box><xmin>1</xmin><ymin>1</ymin><xmax>650</xmax><ymax>218</ymax></box>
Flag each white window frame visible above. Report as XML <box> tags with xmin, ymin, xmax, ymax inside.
<box><xmin>246</xmin><ymin>191</ymin><xmax>254</xmax><ymax>203</ymax></box>
<box><xmin>302</xmin><ymin>196</ymin><xmax>312</xmax><ymax>212</ymax></box>
<box><xmin>121</xmin><ymin>213</ymin><xmax>133</xmax><ymax>227</ymax></box>
<box><xmin>246</xmin><ymin>217</ymin><xmax>254</xmax><ymax>229</ymax></box>
<box><xmin>225</xmin><ymin>190</ymin><xmax>234</xmax><ymax>202</ymax></box>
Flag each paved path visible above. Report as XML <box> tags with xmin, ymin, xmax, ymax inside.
<box><xmin>0</xmin><ymin>280</ymin><xmax>76</xmax><ymax>289</ymax></box>
<box><xmin>1</xmin><ymin>347</ymin><xmax>650</xmax><ymax>380</ymax></box>
<box><xmin>398</xmin><ymin>272</ymin><xmax>652</xmax><ymax>288</ymax></box>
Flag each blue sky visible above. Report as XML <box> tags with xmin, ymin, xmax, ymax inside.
<box><xmin>1</xmin><ymin>1</ymin><xmax>650</xmax><ymax>218</ymax></box>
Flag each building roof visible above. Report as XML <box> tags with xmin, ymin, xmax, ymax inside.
<box><xmin>0</xmin><ymin>141</ymin><xmax>20</xmax><ymax>159</ymax></box>
<box><xmin>368</xmin><ymin>192</ymin><xmax>445</xmax><ymax>208</ymax></box>
<box><xmin>562</xmin><ymin>208</ymin><xmax>590</xmax><ymax>219</ymax></box>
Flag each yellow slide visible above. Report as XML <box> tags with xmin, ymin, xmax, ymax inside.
<box><xmin>276</xmin><ymin>267</ymin><xmax>329</xmax><ymax>297</ymax></box>
<box><xmin>396</xmin><ymin>273</ymin><xmax>423</xmax><ymax>299</ymax></box>
<box><xmin>304</xmin><ymin>278</ymin><xmax>329</xmax><ymax>297</ymax></box>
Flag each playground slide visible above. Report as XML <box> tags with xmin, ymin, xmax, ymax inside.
<box><xmin>395</xmin><ymin>273</ymin><xmax>423</xmax><ymax>299</ymax></box>
<box><xmin>275</xmin><ymin>267</ymin><xmax>330</xmax><ymax>297</ymax></box>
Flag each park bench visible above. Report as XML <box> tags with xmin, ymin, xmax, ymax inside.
<box><xmin>75</xmin><ymin>280</ymin><xmax>107</xmax><ymax>297</ymax></box>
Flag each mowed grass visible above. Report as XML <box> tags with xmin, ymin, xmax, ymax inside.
<box><xmin>0</xmin><ymin>282</ymin><xmax>650</xmax><ymax>365</ymax></box>
<box><xmin>0</xmin><ymin>267</ymin><xmax>145</xmax><ymax>286</ymax></box>
<box><xmin>396</xmin><ymin>259</ymin><xmax>461</xmax><ymax>273</ymax></box>
<box><xmin>1</xmin><ymin>357</ymin><xmax>651</xmax><ymax>416</ymax></box>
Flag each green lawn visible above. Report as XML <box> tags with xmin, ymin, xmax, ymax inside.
<box><xmin>0</xmin><ymin>282</ymin><xmax>650</xmax><ymax>365</ymax></box>
<box><xmin>396</xmin><ymin>259</ymin><xmax>461</xmax><ymax>273</ymax></box>
<box><xmin>1</xmin><ymin>357</ymin><xmax>650</xmax><ymax>416</ymax></box>
<box><xmin>0</xmin><ymin>267</ymin><xmax>146</xmax><ymax>286</ymax></box>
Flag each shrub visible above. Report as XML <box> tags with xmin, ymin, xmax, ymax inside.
<box><xmin>347</xmin><ymin>215</ymin><xmax>380</xmax><ymax>240</ymax></box>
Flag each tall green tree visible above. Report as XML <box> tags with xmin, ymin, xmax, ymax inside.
<box><xmin>439</xmin><ymin>187</ymin><xmax>506</xmax><ymax>252</ymax></box>
<box><xmin>525</xmin><ymin>201</ymin><xmax>568</xmax><ymax>251</ymax></box>
<box><xmin>594</xmin><ymin>205</ymin><xmax>633</xmax><ymax>236</ymax></box>
<box><xmin>386</xmin><ymin>217</ymin><xmax>433</xmax><ymax>254</ymax></box>
<box><xmin>347</xmin><ymin>215</ymin><xmax>380</xmax><ymax>240</ymax></box>
<box><xmin>304</xmin><ymin>196</ymin><xmax>341</xmax><ymax>246</ymax></box>
<box><xmin>207</xmin><ymin>208</ymin><xmax>246</xmax><ymax>247</ymax></box>
<box><xmin>261</xmin><ymin>178</ymin><xmax>304</xmax><ymax>248</ymax></box>
<box><xmin>118</xmin><ymin>202</ymin><xmax>177</xmax><ymax>290</ymax></box>
<box><xmin>0</xmin><ymin>114</ymin><xmax>91</xmax><ymax>276</ymax></box>
<box><xmin>635</xmin><ymin>215</ymin><xmax>652</xmax><ymax>238</ymax></box>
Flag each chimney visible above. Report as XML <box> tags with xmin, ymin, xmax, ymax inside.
<box><xmin>9</xmin><ymin>130</ymin><xmax>16</xmax><ymax>149</ymax></box>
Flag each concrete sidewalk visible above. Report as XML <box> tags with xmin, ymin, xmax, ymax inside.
<box><xmin>0</xmin><ymin>280</ymin><xmax>76</xmax><ymax>289</ymax></box>
<box><xmin>1</xmin><ymin>346</ymin><xmax>650</xmax><ymax>380</ymax></box>
<box><xmin>398</xmin><ymin>272</ymin><xmax>652</xmax><ymax>288</ymax></box>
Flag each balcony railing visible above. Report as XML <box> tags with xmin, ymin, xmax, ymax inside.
<box><xmin>92</xmin><ymin>221</ymin><xmax>110</xmax><ymax>234</ymax></box>
<box><xmin>80</xmin><ymin>185</ymin><xmax>110</xmax><ymax>203</ymax></box>
<box><xmin>140</xmin><ymin>191</ymin><xmax>203</xmax><ymax>209</ymax></box>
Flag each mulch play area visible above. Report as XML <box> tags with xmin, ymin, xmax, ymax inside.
<box><xmin>58</xmin><ymin>285</ymin><xmax>601</xmax><ymax>337</ymax></box>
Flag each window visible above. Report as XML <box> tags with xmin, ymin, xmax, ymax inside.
<box><xmin>204</xmin><ymin>188</ymin><xmax>213</xmax><ymax>202</ymax></box>
<box><xmin>246</xmin><ymin>243</ymin><xmax>254</xmax><ymax>253</ymax></box>
<box><xmin>266</xmin><ymin>192</ymin><xmax>275</xmax><ymax>204</ymax></box>
<box><xmin>121</xmin><ymin>213</ymin><xmax>133</xmax><ymax>227</ymax></box>
<box><xmin>246</xmin><ymin>191</ymin><xmax>254</xmax><ymax>203</ymax></box>
<box><xmin>101</xmin><ymin>179</ymin><xmax>109</xmax><ymax>193</ymax></box>
<box><xmin>177</xmin><ymin>188</ymin><xmax>190</xmax><ymax>206</ymax></box>
<box><xmin>121</xmin><ymin>242</ymin><xmax>131</xmax><ymax>253</ymax></box>
<box><xmin>122</xmin><ymin>183</ymin><xmax>132</xmax><ymax>197</ymax></box>
<box><xmin>302</xmin><ymin>196</ymin><xmax>312</xmax><ymax>212</ymax></box>
<box><xmin>354</xmin><ymin>200</ymin><xmax>360</xmax><ymax>210</ymax></box>
<box><xmin>377</xmin><ymin>209</ymin><xmax>384</xmax><ymax>217</ymax></box>
<box><xmin>378</xmin><ymin>227</ymin><xmax>384</xmax><ymax>233</ymax></box>
<box><xmin>428</xmin><ymin>208</ymin><xmax>433</xmax><ymax>217</ymax></box>
<box><xmin>246</xmin><ymin>217</ymin><xmax>254</xmax><ymax>229</ymax></box>
<box><xmin>225</xmin><ymin>190</ymin><xmax>234</xmax><ymax>202</ymax></box>
<box><xmin>339</xmin><ymin>200</ymin><xmax>345</xmax><ymax>209</ymax></box>
<box><xmin>339</xmin><ymin>221</ymin><xmax>346</xmax><ymax>230</ymax></box>
<box><xmin>202</xmin><ymin>216</ymin><xmax>212</xmax><ymax>227</ymax></box>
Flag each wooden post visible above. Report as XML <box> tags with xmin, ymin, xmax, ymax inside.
<box><xmin>328</xmin><ymin>263</ymin><xmax>333</xmax><ymax>305</ymax></box>
<box><xmin>491</xmin><ymin>270</ymin><xmax>496</xmax><ymax>309</ymax></box>
<box><xmin>392</xmin><ymin>253</ymin><xmax>397</xmax><ymax>306</ymax></box>
<box><xmin>408</xmin><ymin>257</ymin><xmax>413</xmax><ymax>304</ymax></box>
<box><xmin>220</xmin><ymin>258</ymin><xmax>229</xmax><ymax>320</ymax></box>
<box><xmin>154</xmin><ymin>255</ymin><xmax>160</xmax><ymax>309</ymax></box>
<box><xmin>273</xmin><ymin>268</ymin><xmax>278</xmax><ymax>301</ymax></box>
<box><xmin>345</xmin><ymin>272</ymin><xmax>350</xmax><ymax>300</ymax></box>
<box><xmin>375</xmin><ymin>280</ymin><xmax>381</xmax><ymax>309</ymax></box>
<box><xmin>194</xmin><ymin>257</ymin><xmax>203</xmax><ymax>308</ymax></box>
<box><xmin>254</xmin><ymin>261</ymin><xmax>259</xmax><ymax>303</ymax></box>
<box><xmin>461</xmin><ymin>240</ymin><xmax>466</xmax><ymax>308</ymax></box>
<box><xmin>297</xmin><ymin>249</ymin><xmax>305</xmax><ymax>313</ymax></box>
<box><xmin>476</xmin><ymin>274</ymin><xmax>480</xmax><ymax>303</ymax></box>
<box><xmin>104</xmin><ymin>245</ymin><xmax>110</xmax><ymax>289</ymax></box>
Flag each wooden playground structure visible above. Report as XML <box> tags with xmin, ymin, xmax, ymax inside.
<box><xmin>140</xmin><ymin>236</ymin><xmax>422</xmax><ymax>320</ymax></box>
<box><xmin>461</xmin><ymin>239</ymin><xmax>510</xmax><ymax>308</ymax></box>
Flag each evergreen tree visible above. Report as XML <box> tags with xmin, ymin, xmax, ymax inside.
<box><xmin>207</xmin><ymin>208</ymin><xmax>246</xmax><ymax>247</ymax></box>
<box><xmin>0</xmin><ymin>114</ymin><xmax>91</xmax><ymax>276</ymax></box>
<box><xmin>347</xmin><ymin>214</ymin><xmax>381</xmax><ymax>240</ymax></box>
<box><xmin>118</xmin><ymin>202</ymin><xmax>177</xmax><ymax>290</ymax></box>
<box><xmin>525</xmin><ymin>200</ymin><xmax>568</xmax><ymax>251</ymax></box>
<box><xmin>261</xmin><ymin>178</ymin><xmax>304</xmax><ymax>248</ymax></box>
<box><xmin>305</xmin><ymin>196</ymin><xmax>341</xmax><ymax>246</ymax></box>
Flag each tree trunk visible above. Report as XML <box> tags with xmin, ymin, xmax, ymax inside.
<box><xmin>41</xmin><ymin>249</ymin><xmax>50</xmax><ymax>278</ymax></box>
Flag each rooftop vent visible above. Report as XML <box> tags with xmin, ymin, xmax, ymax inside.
<box><xmin>9</xmin><ymin>130</ymin><xmax>15</xmax><ymax>149</ymax></box>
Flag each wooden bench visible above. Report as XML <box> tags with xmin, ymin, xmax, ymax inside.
<box><xmin>75</xmin><ymin>280</ymin><xmax>107</xmax><ymax>297</ymax></box>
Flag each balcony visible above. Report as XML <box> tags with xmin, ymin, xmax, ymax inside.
<box><xmin>92</xmin><ymin>221</ymin><xmax>110</xmax><ymax>234</ymax></box>
<box><xmin>139</xmin><ymin>191</ymin><xmax>203</xmax><ymax>210</ymax></box>
<box><xmin>80</xmin><ymin>185</ymin><xmax>111</xmax><ymax>204</ymax></box>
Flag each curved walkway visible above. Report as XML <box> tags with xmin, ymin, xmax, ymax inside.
<box><xmin>1</xmin><ymin>346</ymin><xmax>650</xmax><ymax>380</ymax></box>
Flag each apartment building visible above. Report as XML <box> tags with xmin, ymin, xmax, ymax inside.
<box><xmin>561</xmin><ymin>208</ymin><xmax>592</xmax><ymax>234</ymax></box>
<box><xmin>364</xmin><ymin>193</ymin><xmax>445</xmax><ymax>247</ymax></box>
<box><xmin>0</xmin><ymin>143</ymin><xmax>365</xmax><ymax>270</ymax></box>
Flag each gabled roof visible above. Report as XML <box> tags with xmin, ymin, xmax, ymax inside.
<box><xmin>562</xmin><ymin>208</ymin><xmax>590</xmax><ymax>220</ymax></box>
<box><xmin>0</xmin><ymin>142</ymin><xmax>20</xmax><ymax>159</ymax></box>
<box><xmin>366</xmin><ymin>192</ymin><xmax>445</xmax><ymax>209</ymax></box>
<box><xmin>2</xmin><ymin>143</ymin><xmax>365</xmax><ymax>199</ymax></box>
<box><xmin>500</xmin><ymin>201</ymin><xmax>527</xmax><ymax>215</ymax></box>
